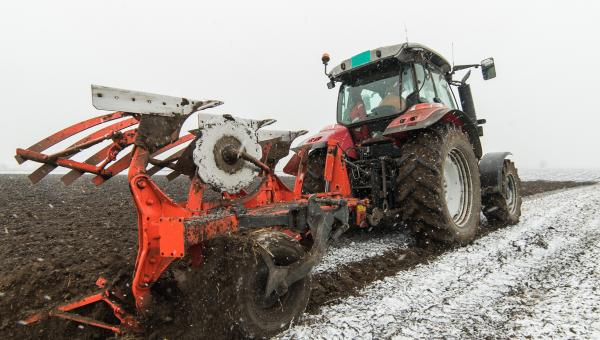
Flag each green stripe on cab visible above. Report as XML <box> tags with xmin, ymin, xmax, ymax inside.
<box><xmin>351</xmin><ymin>50</ymin><xmax>371</xmax><ymax>68</ymax></box>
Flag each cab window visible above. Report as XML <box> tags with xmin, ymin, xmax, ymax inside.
<box><xmin>431</xmin><ymin>69</ymin><xmax>457</xmax><ymax>109</ymax></box>
<box><xmin>337</xmin><ymin>67</ymin><xmax>401</xmax><ymax>124</ymax></box>
<box><xmin>401</xmin><ymin>66</ymin><xmax>415</xmax><ymax>99</ymax></box>
<box><xmin>414</xmin><ymin>63</ymin><xmax>437</xmax><ymax>103</ymax></box>
<box><xmin>337</xmin><ymin>64</ymin><xmax>419</xmax><ymax>125</ymax></box>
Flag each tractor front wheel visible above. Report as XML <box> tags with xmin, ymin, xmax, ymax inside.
<box><xmin>396</xmin><ymin>124</ymin><xmax>482</xmax><ymax>245</ymax></box>
<box><xmin>482</xmin><ymin>160</ymin><xmax>522</xmax><ymax>226</ymax></box>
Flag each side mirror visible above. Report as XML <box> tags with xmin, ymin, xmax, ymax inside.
<box><xmin>481</xmin><ymin>57</ymin><xmax>496</xmax><ymax>80</ymax></box>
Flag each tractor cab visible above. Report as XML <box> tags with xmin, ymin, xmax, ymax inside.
<box><xmin>327</xmin><ymin>43</ymin><xmax>460</xmax><ymax>144</ymax></box>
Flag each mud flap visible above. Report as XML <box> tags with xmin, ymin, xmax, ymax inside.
<box><xmin>258</xmin><ymin>196</ymin><xmax>349</xmax><ymax>297</ymax></box>
<box><xmin>480</xmin><ymin>152</ymin><xmax>511</xmax><ymax>196</ymax></box>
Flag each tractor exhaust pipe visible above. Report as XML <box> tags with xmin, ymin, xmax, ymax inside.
<box><xmin>458</xmin><ymin>83</ymin><xmax>477</xmax><ymax>122</ymax></box>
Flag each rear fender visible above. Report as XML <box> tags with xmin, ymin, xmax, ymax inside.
<box><xmin>480</xmin><ymin>152</ymin><xmax>512</xmax><ymax>195</ymax></box>
<box><xmin>284</xmin><ymin>124</ymin><xmax>356</xmax><ymax>175</ymax></box>
<box><xmin>383</xmin><ymin>103</ymin><xmax>448</xmax><ymax>136</ymax></box>
<box><xmin>383</xmin><ymin>103</ymin><xmax>482</xmax><ymax>158</ymax></box>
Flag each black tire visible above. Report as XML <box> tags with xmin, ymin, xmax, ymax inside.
<box><xmin>152</xmin><ymin>232</ymin><xmax>310</xmax><ymax>339</ymax></box>
<box><xmin>301</xmin><ymin>150</ymin><xmax>326</xmax><ymax>194</ymax></box>
<box><xmin>483</xmin><ymin>160</ymin><xmax>522</xmax><ymax>226</ymax></box>
<box><xmin>232</xmin><ymin>231</ymin><xmax>311</xmax><ymax>338</ymax></box>
<box><xmin>396</xmin><ymin>124</ymin><xmax>482</xmax><ymax>245</ymax></box>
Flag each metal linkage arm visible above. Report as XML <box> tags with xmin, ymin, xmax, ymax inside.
<box><xmin>261</xmin><ymin>196</ymin><xmax>349</xmax><ymax>297</ymax></box>
<box><xmin>23</xmin><ymin>277</ymin><xmax>140</xmax><ymax>334</ymax></box>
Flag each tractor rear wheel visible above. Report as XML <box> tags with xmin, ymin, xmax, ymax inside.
<box><xmin>301</xmin><ymin>149</ymin><xmax>326</xmax><ymax>194</ymax></box>
<box><xmin>483</xmin><ymin>160</ymin><xmax>522</xmax><ymax>226</ymax></box>
<box><xmin>396</xmin><ymin>124</ymin><xmax>481</xmax><ymax>245</ymax></box>
<box><xmin>232</xmin><ymin>230</ymin><xmax>311</xmax><ymax>338</ymax></box>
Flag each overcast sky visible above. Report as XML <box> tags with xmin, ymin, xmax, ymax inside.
<box><xmin>1</xmin><ymin>0</ymin><xmax>599</xmax><ymax>173</ymax></box>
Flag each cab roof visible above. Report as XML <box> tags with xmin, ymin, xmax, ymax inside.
<box><xmin>329</xmin><ymin>42</ymin><xmax>451</xmax><ymax>80</ymax></box>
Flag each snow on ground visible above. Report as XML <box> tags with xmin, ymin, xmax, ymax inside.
<box><xmin>312</xmin><ymin>190</ymin><xmax>561</xmax><ymax>276</ymax></box>
<box><xmin>313</xmin><ymin>231</ymin><xmax>410</xmax><ymax>273</ymax></box>
<box><xmin>277</xmin><ymin>184</ymin><xmax>600</xmax><ymax>339</ymax></box>
<box><xmin>519</xmin><ymin>168</ymin><xmax>600</xmax><ymax>182</ymax></box>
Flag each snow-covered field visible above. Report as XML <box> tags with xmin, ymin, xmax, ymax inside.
<box><xmin>276</xmin><ymin>184</ymin><xmax>600</xmax><ymax>339</ymax></box>
<box><xmin>313</xmin><ymin>231</ymin><xmax>410</xmax><ymax>274</ymax></box>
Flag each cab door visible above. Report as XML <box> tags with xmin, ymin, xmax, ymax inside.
<box><xmin>414</xmin><ymin>63</ymin><xmax>438</xmax><ymax>104</ymax></box>
<box><xmin>430</xmin><ymin>68</ymin><xmax>458</xmax><ymax>109</ymax></box>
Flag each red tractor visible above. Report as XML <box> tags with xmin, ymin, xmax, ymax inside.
<box><xmin>15</xmin><ymin>42</ymin><xmax>521</xmax><ymax>338</ymax></box>
<box><xmin>285</xmin><ymin>42</ymin><xmax>522</xmax><ymax>244</ymax></box>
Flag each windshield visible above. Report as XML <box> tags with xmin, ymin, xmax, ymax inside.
<box><xmin>337</xmin><ymin>65</ymin><xmax>414</xmax><ymax>125</ymax></box>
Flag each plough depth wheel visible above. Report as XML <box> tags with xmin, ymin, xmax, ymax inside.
<box><xmin>233</xmin><ymin>231</ymin><xmax>311</xmax><ymax>338</ymax></box>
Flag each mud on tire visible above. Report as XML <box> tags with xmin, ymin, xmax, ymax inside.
<box><xmin>483</xmin><ymin>160</ymin><xmax>522</xmax><ymax>226</ymax></box>
<box><xmin>232</xmin><ymin>230</ymin><xmax>311</xmax><ymax>338</ymax></box>
<box><xmin>155</xmin><ymin>231</ymin><xmax>310</xmax><ymax>339</ymax></box>
<box><xmin>396</xmin><ymin>124</ymin><xmax>481</xmax><ymax>245</ymax></box>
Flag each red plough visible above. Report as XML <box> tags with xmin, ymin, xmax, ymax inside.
<box><xmin>16</xmin><ymin>85</ymin><xmax>364</xmax><ymax>338</ymax></box>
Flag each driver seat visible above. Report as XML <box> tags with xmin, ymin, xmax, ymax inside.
<box><xmin>377</xmin><ymin>94</ymin><xmax>406</xmax><ymax>113</ymax></box>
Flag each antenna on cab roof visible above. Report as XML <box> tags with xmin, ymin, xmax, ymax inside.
<box><xmin>451</xmin><ymin>42</ymin><xmax>455</xmax><ymax>69</ymax></box>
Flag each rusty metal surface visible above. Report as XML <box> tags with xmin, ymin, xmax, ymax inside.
<box><xmin>27</xmin><ymin>117</ymin><xmax>138</xmax><ymax>184</ymax></box>
<box><xmin>167</xmin><ymin>138</ymin><xmax>198</xmax><ymax>178</ymax></box>
<box><xmin>63</xmin><ymin>125</ymin><xmax>185</xmax><ymax>185</ymax></box>
<box><xmin>61</xmin><ymin>144</ymin><xmax>113</xmax><ymax>185</ymax></box>
<box><xmin>258</xmin><ymin>129</ymin><xmax>308</xmax><ymax>166</ymax></box>
<box><xmin>184</xmin><ymin>211</ymin><xmax>236</xmax><ymax>246</ymax></box>
<box><xmin>91</xmin><ymin>151</ymin><xmax>134</xmax><ymax>185</ymax></box>
<box><xmin>146</xmin><ymin>150</ymin><xmax>184</xmax><ymax>176</ymax></box>
<box><xmin>143</xmin><ymin>133</ymin><xmax>196</xmax><ymax>177</ymax></box>
<box><xmin>135</xmin><ymin>114</ymin><xmax>190</xmax><ymax>153</ymax></box>
<box><xmin>15</xmin><ymin>111</ymin><xmax>129</xmax><ymax>164</ymax></box>
<box><xmin>213</xmin><ymin>135</ymin><xmax>244</xmax><ymax>174</ymax></box>
<box><xmin>165</xmin><ymin>169</ymin><xmax>183</xmax><ymax>181</ymax></box>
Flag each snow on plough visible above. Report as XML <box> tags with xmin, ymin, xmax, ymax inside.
<box><xmin>16</xmin><ymin>42</ymin><xmax>522</xmax><ymax>338</ymax></box>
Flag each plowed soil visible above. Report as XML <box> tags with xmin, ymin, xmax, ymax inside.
<box><xmin>0</xmin><ymin>175</ymin><xmax>594</xmax><ymax>339</ymax></box>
